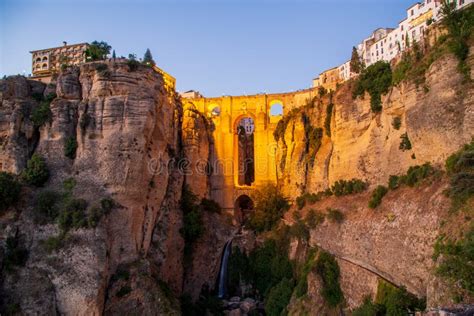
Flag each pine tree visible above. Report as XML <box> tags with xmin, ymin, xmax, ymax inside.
<box><xmin>112</xmin><ymin>50</ymin><xmax>116</xmax><ymax>59</ymax></box>
<box><xmin>143</xmin><ymin>48</ymin><xmax>155</xmax><ymax>66</ymax></box>
<box><xmin>350</xmin><ymin>46</ymin><xmax>363</xmax><ymax>74</ymax></box>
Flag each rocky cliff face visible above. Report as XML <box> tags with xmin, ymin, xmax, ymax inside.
<box><xmin>276</xmin><ymin>52</ymin><xmax>474</xmax><ymax>197</ymax></box>
<box><xmin>286</xmin><ymin>179</ymin><xmax>454</xmax><ymax>312</ymax></box>
<box><xmin>0</xmin><ymin>61</ymin><xmax>186</xmax><ymax>314</ymax></box>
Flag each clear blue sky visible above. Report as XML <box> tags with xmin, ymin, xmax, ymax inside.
<box><xmin>1</xmin><ymin>0</ymin><xmax>414</xmax><ymax>96</ymax></box>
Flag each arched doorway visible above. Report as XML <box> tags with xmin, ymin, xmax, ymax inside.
<box><xmin>235</xmin><ymin>117</ymin><xmax>255</xmax><ymax>186</ymax></box>
<box><xmin>235</xmin><ymin>195</ymin><xmax>254</xmax><ymax>224</ymax></box>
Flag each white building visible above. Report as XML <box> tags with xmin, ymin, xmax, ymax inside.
<box><xmin>315</xmin><ymin>0</ymin><xmax>473</xmax><ymax>88</ymax></box>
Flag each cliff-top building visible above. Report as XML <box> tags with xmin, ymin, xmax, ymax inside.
<box><xmin>30</xmin><ymin>42</ymin><xmax>89</xmax><ymax>83</ymax></box>
<box><xmin>313</xmin><ymin>0</ymin><xmax>473</xmax><ymax>91</ymax></box>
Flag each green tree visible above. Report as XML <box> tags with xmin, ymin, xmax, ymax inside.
<box><xmin>112</xmin><ymin>49</ymin><xmax>116</xmax><ymax>59</ymax></box>
<box><xmin>247</xmin><ymin>184</ymin><xmax>289</xmax><ymax>232</ymax></box>
<box><xmin>265</xmin><ymin>278</ymin><xmax>294</xmax><ymax>316</ymax></box>
<box><xmin>315</xmin><ymin>251</ymin><xmax>344</xmax><ymax>307</ymax></box>
<box><xmin>352</xmin><ymin>61</ymin><xmax>392</xmax><ymax>113</ymax></box>
<box><xmin>350</xmin><ymin>46</ymin><xmax>363</xmax><ymax>74</ymax></box>
<box><xmin>21</xmin><ymin>154</ymin><xmax>49</xmax><ymax>186</ymax></box>
<box><xmin>143</xmin><ymin>48</ymin><xmax>155</xmax><ymax>66</ymax></box>
<box><xmin>0</xmin><ymin>172</ymin><xmax>21</xmax><ymax>212</ymax></box>
<box><xmin>85</xmin><ymin>41</ymin><xmax>111</xmax><ymax>61</ymax></box>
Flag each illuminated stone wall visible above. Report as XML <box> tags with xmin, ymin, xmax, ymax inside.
<box><xmin>182</xmin><ymin>88</ymin><xmax>319</xmax><ymax>210</ymax></box>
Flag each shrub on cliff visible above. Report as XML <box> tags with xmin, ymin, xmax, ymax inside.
<box><xmin>0</xmin><ymin>172</ymin><xmax>21</xmax><ymax>212</ymax></box>
<box><xmin>433</xmin><ymin>227</ymin><xmax>474</xmax><ymax>295</ymax></box>
<box><xmin>247</xmin><ymin>184</ymin><xmax>289</xmax><ymax>232</ymax></box>
<box><xmin>375</xmin><ymin>280</ymin><xmax>425</xmax><ymax>314</ymax></box>
<box><xmin>325</xmin><ymin>103</ymin><xmax>334</xmax><ymax>137</ymax></box>
<box><xmin>399</xmin><ymin>133</ymin><xmax>412</xmax><ymax>151</ymax></box>
<box><xmin>392</xmin><ymin>117</ymin><xmax>401</xmax><ymax>130</ymax></box>
<box><xmin>35</xmin><ymin>190</ymin><xmax>60</xmax><ymax>224</ymax></box>
<box><xmin>331</xmin><ymin>179</ymin><xmax>367</xmax><ymax>197</ymax></box>
<box><xmin>57</xmin><ymin>198</ymin><xmax>88</xmax><ymax>231</ymax></box>
<box><xmin>315</xmin><ymin>251</ymin><xmax>344</xmax><ymax>307</ymax></box>
<box><xmin>31</xmin><ymin>101</ymin><xmax>52</xmax><ymax>127</ymax></box>
<box><xmin>440</xmin><ymin>1</ymin><xmax>474</xmax><ymax>79</ymax></box>
<box><xmin>399</xmin><ymin>163</ymin><xmax>435</xmax><ymax>187</ymax></box>
<box><xmin>64</xmin><ymin>137</ymin><xmax>78</xmax><ymax>159</ymax></box>
<box><xmin>265</xmin><ymin>278</ymin><xmax>294</xmax><ymax>316</ymax></box>
<box><xmin>305</xmin><ymin>209</ymin><xmax>325</xmax><ymax>229</ymax></box>
<box><xmin>3</xmin><ymin>235</ymin><xmax>28</xmax><ymax>272</ymax></box>
<box><xmin>352</xmin><ymin>297</ymin><xmax>381</xmax><ymax>316</ymax></box>
<box><xmin>352</xmin><ymin>61</ymin><xmax>392</xmax><ymax>113</ymax></box>
<box><xmin>368</xmin><ymin>185</ymin><xmax>388</xmax><ymax>209</ymax></box>
<box><xmin>327</xmin><ymin>208</ymin><xmax>344</xmax><ymax>223</ymax></box>
<box><xmin>180</xmin><ymin>185</ymin><xmax>204</xmax><ymax>257</ymax></box>
<box><xmin>21</xmin><ymin>154</ymin><xmax>49</xmax><ymax>187</ymax></box>
<box><xmin>445</xmin><ymin>140</ymin><xmax>474</xmax><ymax>210</ymax></box>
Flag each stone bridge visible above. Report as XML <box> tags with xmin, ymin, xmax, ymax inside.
<box><xmin>182</xmin><ymin>88</ymin><xmax>319</xmax><ymax>212</ymax></box>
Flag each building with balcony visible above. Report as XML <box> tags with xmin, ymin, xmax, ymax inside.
<box><xmin>30</xmin><ymin>42</ymin><xmax>89</xmax><ymax>83</ymax></box>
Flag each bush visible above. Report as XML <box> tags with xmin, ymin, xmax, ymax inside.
<box><xmin>392</xmin><ymin>117</ymin><xmax>401</xmax><ymax>130</ymax></box>
<box><xmin>3</xmin><ymin>235</ymin><xmax>28</xmax><ymax>272</ymax></box>
<box><xmin>325</xmin><ymin>103</ymin><xmax>334</xmax><ymax>137</ymax></box>
<box><xmin>247</xmin><ymin>184</ymin><xmax>289</xmax><ymax>232</ymax></box>
<box><xmin>296</xmin><ymin>195</ymin><xmax>306</xmax><ymax>210</ymax></box>
<box><xmin>353</xmin><ymin>61</ymin><xmax>392</xmax><ymax>113</ymax></box>
<box><xmin>399</xmin><ymin>133</ymin><xmax>412</xmax><ymax>151</ymax></box>
<box><xmin>445</xmin><ymin>140</ymin><xmax>474</xmax><ymax>210</ymax></box>
<box><xmin>57</xmin><ymin>198</ymin><xmax>88</xmax><ymax>232</ymax></box>
<box><xmin>368</xmin><ymin>185</ymin><xmax>388</xmax><ymax>209</ymax></box>
<box><xmin>35</xmin><ymin>190</ymin><xmax>59</xmax><ymax>223</ymax></box>
<box><xmin>294</xmin><ymin>248</ymin><xmax>317</xmax><ymax>298</ymax></box>
<box><xmin>399</xmin><ymin>163</ymin><xmax>435</xmax><ymax>187</ymax></box>
<box><xmin>0</xmin><ymin>172</ymin><xmax>21</xmax><ymax>212</ymax></box>
<box><xmin>331</xmin><ymin>179</ymin><xmax>367</xmax><ymax>197</ymax></box>
<box><xmin>21</xmin><ymin>154</ymin><xmax>49</xmax><ymax>186</ymax></box>
<box><xmin>64</xmin><ymin>137</ymin><xmax>78</xmax><ymax>159</ymax></box>
<box><xmin>265</xmin><ymin>278</ymin><xmax>294</xmax><ymax>316</ymax></box>
<box><xmin>315</xmin><ymin>251</ymin><xmax>344</xmax><ymax>307</ymax></box>
<box><xmin>290</xmin><ymin>219</ymin><xmax>310</xmax><ymax>242</ymax></box>
<box><xmin>375</xmin><ymin>280</ymin><xmax>426</xmax><ymax>315</ymax></box>
<box><xmin>200</xmin><ymin>198</ymin><xmax>221</xmax><ymax>213</ymax></box>
<box><xmin>352</xmin><ymin>297</ymin><xmax>381</xmax><ymax>316</ymax></box>
<box><xmin>388</xmin><ymin>175</ymin><xmax>400</xmax><ymax>190</ymax></box>
<box><xmin>100</xmin><ymin>197</ymin><xmax>115</xmax><ymax>213</ymax></box>
<box><xmin>248</xmin><ymin>238</ymin><xmax>293</xmax><ymax>297</ymax></box>
<box><xmin>42</xmin><ymin>235</ymin><xmax>65</xmax><ymax>253</ymax></box>
<box><xmin>327</xmin><ymin>208</ymin><xmax>344</xmax><ymax>223</ymax></box>
<box><xmin>180</xmin><ymin>186</ymin><xmax>204</xmax><ymax>257</ymax></box>
<box><xmin>305</xmin><ymin>209</ymin><xmax>325</xmax><ymax>229</ymax></box>
<box><xmin>433</xmin><ymin>228</ymin><xmax>474</xmax><ymax>294</ymax></box>
<box><xmin>31</xmin><ymin>101</ymin><xmax>52</xmax><ymax>127</ymax></box>
<box><xmin>127</xmin><ymin>58</ymin><xmax>141</xmax><ymax>71</ymax></box>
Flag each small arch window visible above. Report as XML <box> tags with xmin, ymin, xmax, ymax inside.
<box><xmin>42</xmin><ymin>63</ymin><xmax>48</xmax><ymax>69</ymax></box>
<box><xmin>42</xmin><ymin>56</ymin><xmax>48</xmax><ymax>61</ymax></box>
<box><xmin>270</xmin><ymin>103</ymin><xmax>283</xmax><ymax>116</ymax></box>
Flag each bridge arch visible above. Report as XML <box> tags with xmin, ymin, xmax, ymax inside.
<box><xmin>233</xmin><ymin>114</ymin><xmax>256</xmax><ymax>187</ymax></box>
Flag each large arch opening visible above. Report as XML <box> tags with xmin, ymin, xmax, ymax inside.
<box><xmin>236</xmin><ymin>117</ymin><xmax>255</xmax><ymax>186</ymax></box>
<box><xmin>235</xmin><ymin>194</ymin><xmax>254</xmax><ymax>224</ymax></box>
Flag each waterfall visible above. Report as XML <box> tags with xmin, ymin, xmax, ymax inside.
<box><xmin>217</xmin><ymin>240</ymin><xmax>233</xmax><ymax>298</ymax></box>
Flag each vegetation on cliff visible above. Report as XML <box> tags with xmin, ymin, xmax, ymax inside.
<box><xmin>247</xmin><ymin>184</ymin><xmax>289</xmax><ymax>232</ymax></box>
<box><xmin>0</xmin><ymin>172</ymin><xmax>21</xmax><ymax>212</ymax></box>
<box><xmin>352</xmin><ymin>61</ymin><xmax>392</xmax><ymax>113</ymax></box>
<box><xmin>21</xmin><ymin>154</ymin><xmax>49</xmax><ymax>187</ymax></box>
